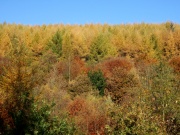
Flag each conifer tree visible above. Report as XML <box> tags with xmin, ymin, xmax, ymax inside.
<box><xmin>88</xmin><ymin>70</ymin><xmax>106</xmax><ymax>96</ymax></box>
<box><xmin>47</xmin><ymin>30</ymin><xmax>64</xmax><ymax>57</ymax></box>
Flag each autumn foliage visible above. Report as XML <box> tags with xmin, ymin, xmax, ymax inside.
<box><xmin>169</xmin><ymin>56</ymin><xmax>180</xmax><ymax>73</ymax></box>
<box><xmin>56</xmin><ymin>56</ymin><xmax>86</xmax><ymax>80</ymax></box>
<box><xmin>0</xmin><ymin>22</ymin><xmax>180</xmax><ymax>134</ymax></box>
<box><xmin>101</xmin><ymin>58</ymin><xmax>133</xmax><ymax>77</ymax></box>
<box><xmin>0</xmin><ymin>102</ymin><xmax>14</xmax><ymax>133</ymax></box>
<box><xmin>68</xmin><ymin>97</ymin><xmax>106</xmax><ymax>135</ymax></box>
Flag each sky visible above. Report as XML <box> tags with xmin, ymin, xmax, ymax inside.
<box><xmin>0</xmin><ymin>0</ymin><xmax>180</xmax><ymax>25</ymax></box>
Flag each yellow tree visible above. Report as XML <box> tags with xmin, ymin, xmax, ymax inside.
<box><xmin>0</xmin><ymin>36</ymin><xmax>37</xmax><ymax>134</ymax></box>
<box><xmin>0</xmin><ymin>32</ymin><xmax>11</xmax><ymax>56</ymax></box>
<box><xmin>62</xmin><ymin>31</ymin><xmax>73</xmax><ymax>83</ymax></box>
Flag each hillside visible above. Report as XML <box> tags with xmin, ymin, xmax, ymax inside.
<box><xmin>0</xmin><ymin>22</ymin><xmax>180</xmax><ymax>134</ymax></box>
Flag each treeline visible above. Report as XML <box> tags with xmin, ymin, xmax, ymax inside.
<box><xmin>0</xmin><ymin>22</ymin><xmax>179</xmax><ymax>134</ymax></box>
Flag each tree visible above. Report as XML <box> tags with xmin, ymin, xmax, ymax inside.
<box><xmin>88</xmin><ymin>69</ymin><xmax>106</xmax><ymax>96</ymax></box>
<box><xmin>62</xmin><ymin>31</ymin><xmax>73</xmax><ymax>83</ymax></box>
<box><xmin>47</xmin><ymin>29</ymin><xmax>64</xmax><ymax>57</ymax></box>
<box><xmin>165</xmin><ymin>21</ymin><xmax>175</xmax><ymax>32</ymax></box>
<box><xmin>138</xmin><ymin>62</ymin><xmax>180</xmax><ymax>134</ymax></box>
<box><xmin>0</xmin><ymin>37</ymin><xmax>37</xmax><ymax>134</ymax></box>
<box><xmin>106</xmin><ymin>67</ymin><xmax>138</xmax><ymax>104</ymax></box>
<box><xmin>0</xmin><ymin>31</ymin><xmax>11</xmax><ymax>56</ymax></box>
<box><xmin>0</xmin><ymin>37</ymin><xmax>74</xmax><ymax>135</ymax></box>
<box><xmin>102</xmin><ymin>58</ymin><xmax>133</xmax><ymax>77</ymax></box>
<box><xmin>89</xmin><ymin>34</ymin><xmax>116</xmax><ymax>63</ymax></box>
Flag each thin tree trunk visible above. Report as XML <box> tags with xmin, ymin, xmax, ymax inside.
<box><xmin>68</xmin><ymin>55</ymin><xmax>71</xmax><ymax>84</ymax></box>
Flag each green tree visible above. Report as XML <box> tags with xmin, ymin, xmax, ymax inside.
<box><xmin>47</xmin><ymin>30</ymin><xmax>64</xmax><ymax>57</ymax></box>
<box><xmin>89</xmin><ymin>34</ymin><xmax>116</xmax><ymax>63</ymax></box>
<box><xmin>88</xmin><ymin>70</ymin><xmax>106</xmax><ymax>96</ymax></box>
<box><xmin>138</xmin><ymin>62</ymin><xmax>180</xmax><ymax>134</ymax></box>
<box><xmin>150</xmin><ymin>63</ymin><xmax>176</xmax><ymax>121</ymax></box>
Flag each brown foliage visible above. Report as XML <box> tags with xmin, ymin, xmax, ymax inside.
<box><xmin>165</xmin><ymin>114</ymin><xmax>180</xmax><ymax>135</ymax></box>
<box><xmin>38</xmin><ymin>69</ymin><xmax>71</xmax><ymax>117</ymax></box>
<box><xmin>69</xmin><ymin>74</ymin><xmax>93</xmax><ymax>97</ymax></box>
<box><xmin>68</xmin><ymin>97</ymin><xmax>86</xmax><ymax>116</ymax></box>
<box><xmin>169</xmin><ymin>56</ymin><xmax>180</xmax><ymax>73</ymax></box>
<box><xmin>57</xmin><ymin>56</ymin><xmax>87</xmax><ymax>80</ymax></box>
<box><xmin>100</xmin><ymin>58</ymin><xmax>133</xmax><ymax>78</ymax></box>
<box><xmin>71</xmin><ymin>56</ymin><xmax>87</xmax><ymax>78</ymax></box>
<box><xmin>106</xmin><ymin>67</ymin><xmax>138</xmax><ymax>104</ymax></box>
<box><xmin>0</xmin><ymin>102</ymin><xmax>14</xmax><ymax>133</ymax></box>
<box><xmin>56</xmin><ymin>60</ymin><xmax>66</xmax><ymax>76</ymax></box>
<box><xmin>95</xmin><ymin>58</ymin><xmax>137</xmax><ymax>104</ymax></box>
<box><xmin>0</xmin><ymin>56</ymin><xmax>10</xmax><ymax>75</ymax></box>
<box><xmin>68</xmin><ymin>97</ymin><xmax>106</xmax><ymax>135</ymax></box>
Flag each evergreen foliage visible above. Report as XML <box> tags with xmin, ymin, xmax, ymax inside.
<box><xmin>47</xmin><ymin>30</ymin><xmax>64</xmax><ymax>57</ymax></box>
<box><xmin>88</xmin><ymin>70</ymin><xmax>106</xmax><ymax>96</ymax></box>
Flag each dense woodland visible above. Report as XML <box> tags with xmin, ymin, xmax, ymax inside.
<box><xmin>0</xmin><ymin>22</ymin><xmax>180</xmax><ymax>135</ymax></box>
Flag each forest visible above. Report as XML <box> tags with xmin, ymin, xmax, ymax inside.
<box><xmin>0</xmin><ymin>22</ymin><xmax>179</xmax><ymax>135</ymax></box>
